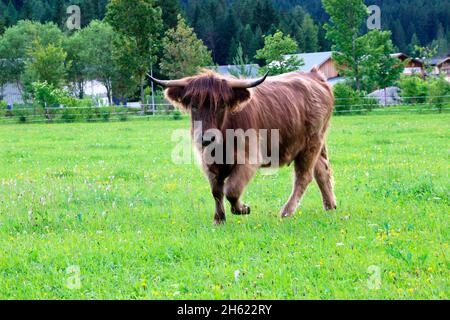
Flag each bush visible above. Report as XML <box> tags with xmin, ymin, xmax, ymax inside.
<box><xmin>428</xmin><ymin>76</ymin><xmax>450</xmax><ymax>112</ymax></box>
<box><xmin>115</xmin><ymin>106</ymin><xmax>129</xmax><ymax>122</ymax></box>
<box><xmin>0</xmin><ymin>100</ymin><xmax>8</xmax><ymax>118</ymax></box>
<box><xmin>32</xmin><ymin>81</ymin><xmax>66</xmax><ymax>108</ymax></box>
<box><xmin>99</xmin><ymin>106</ymin><xmax>111</xmax><ymax>122</ymax></box>
<box><xmin>58</xmin><ymin>97</ymin><xmax>77</xmax><ymax>123</ymax></box>
<box><xmin>82</xmin><ymin>105</ymin><xmax>99</xmax><ymax>122</ymax></box>
<box><xmin>60</xmin><ymin>107</ymin><xmax>78</xmax><ymax>123</ymax></box>
<box><xmin>172</xmin><ymin>109</ymin><xmax>183</xmax><ymax>120</ymax></box>
<box><xmin>333</xmin><ymin>83</ymin><xmax>373</xmax><ymax>115</ymax></box>
<box><xmin>15</xmin><ymin>109</ymin><xmax>31</xmax><ymax>123</ymax></box>
<box><xmin>397</xmin><ymin>75</ymin><xmax>428</xmax><ymax>104</ymax></box>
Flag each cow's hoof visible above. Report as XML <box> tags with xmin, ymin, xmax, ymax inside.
<box><xmin>232</xmin><ymin>204</ymin><xmax>251</xmax><ymax>215</ymax></box>
<box><xmin>323</xmin><ymin>201</ymin><xmax>337</xmax><ymax>211</ymax></box>
<box><xmin>214</xmin><ymin>219</ymin><xmax>226</xmax><ymax>225</ymax></box>
<box><xmin>280</xmin><ymin>206</ymin><xmax>295</xmax><ymax>218</ymax></box>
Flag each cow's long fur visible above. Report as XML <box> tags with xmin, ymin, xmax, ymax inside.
<box><xmin>165</xmin><ymin>68</ymin><xmax>337</xmax><ymax>224</ymax></box>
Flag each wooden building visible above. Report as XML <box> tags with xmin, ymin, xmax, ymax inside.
<box><xmin>390</xmin><ymin>53</ymin><xmax>425</xmax><ymax>76</ymax></box>
<box><xmin>284</xmin><ymin>51</ymin><xmax>344</xmax><ymax>85</ymax></box>
<box><xmin>435</xmin><ymin>57</ymin><xmax>450</xmax><ymax>79</ymax></box>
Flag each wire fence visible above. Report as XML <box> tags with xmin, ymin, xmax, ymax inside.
<box><xmin>334</xmin><ymin>94</ymin><xmax>450</xmax><ymax>101</ymax></box>
<box><xmin>0</xmin><ymin>96</ymin><xmax>449</xmax><ymax>125</ymax></box>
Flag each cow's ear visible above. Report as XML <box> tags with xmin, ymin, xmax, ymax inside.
<box><xmin>229</xmin><ymin>88</ymin><xmax>251</xmax><ymax>113</ymax></box>
<box><xmin>165</xmin><ymin>87</ymin><xmax>187</xmax><ymax>110</ymax></box>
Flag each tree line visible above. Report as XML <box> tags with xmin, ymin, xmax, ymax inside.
<box><xmin>1</xmin><ymin>0</ymin><xmax>449</xmax><ymax>63</ymax></box>
<box><xmin>0</xmin><ymin>0</ymin><xmax>214</xmax><ymax>109</ymax></box>
<box><xmin>0</xmin><ymin>0</ymin><xmax>448</xmax><ymax>110</ymax></box>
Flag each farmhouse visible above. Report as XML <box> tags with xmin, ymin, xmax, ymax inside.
<box><xmin>437</xmin><ymin>57</ymin><xmax>450</xmax><ymax>80</ymax></box>
<box><xmin>390</xmin><ymin>53</ymin><xmax>425</xmax><ymax>76</ymax></box>
<box><xmin>0</xmin><ymin>83</ymin><xmax>23</xmax><ymax>105</ymax></box>
<box><xmin>284</xmin><ymin>51</ymin><xmax>345</xmax><ymax>85</ymax></box>
<box><xmin>426</xmin><ymin>56</ymin><xmax>450</xmax><ymax>79</ymax></box>
<box><xmin>282</xmin><ymin>51</ymin><xmax>429</xmax><ymax>84</ymax></box>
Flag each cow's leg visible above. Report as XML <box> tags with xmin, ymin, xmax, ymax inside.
<box><xmin>314</xmin><ymin>145</ymin><xmax>337</xmax><ymax>210</ymax></box>
<box><xmin>208</xmin><ymin>174</ymin><xmax>226</xmax><ymax>225</ymax></box>
<box><xmin>280</xmin><ymin>138</ymin><xmax>323</xmax><ymax>218</ymax></box>
<box><xmin>225</xmin><ymin>164</ymin><xmax>257</xmax><ymax>215</ymax></box>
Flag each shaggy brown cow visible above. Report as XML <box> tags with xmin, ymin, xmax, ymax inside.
<box><xmin>150</xmin><ymin>68</ymin><xmax>337</xmax><ymax>224</ymax></box>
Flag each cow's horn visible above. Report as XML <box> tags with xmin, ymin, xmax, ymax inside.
<box><xmin>227</xmin><ymin>72</ymin><xmax>269</xmax><ymax>89</ymax></box>
<box><xmin>147</xmin><ymin>74</ymin><xmax>188</xmax><ymax>87</ymax></box>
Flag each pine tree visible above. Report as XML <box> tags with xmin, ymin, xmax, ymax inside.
<box><xmin>5</xmin><ymin>0</ymin><xmax>18</xmax><ymax>26</ymax></box>
<box><xmin>230</xmin><ymin>42</ymin><xmax>253</xmax><ymax>78</ymax></box>
<box><xmin>253</xmin><ymin>0</ymin><xmax>279</xmax><ymax>35</ymax></box>
<box><xmin>160</xmin><ymin>15</ymin><xmax>213</xmax><ymax>78</ymax></box>
<box><xmin>227</xmin><ymin>37</ymin><xmax>240</xmax><ymax>65</ymax></box>
<box><xmin>82</xmin><ymin>0</ymin><xmax>96</xmax><ymax>28</ymax></box>
<box><xmin>407</xmin><ymin>33</ymin><xmax>420</xmax><ymax>56</ymax></box>
<box><xmin>251</xmin><ymin>26</ymin><xmax>264</xmax><ymax>64</ymax></box>
<box><xmin>216</xmin><ymin>8</ymin><xmax>240</xmax><ymax>64</ymax></box>
<box><xmin>0</xmin><ymin>17</ymin><xmax>5</xmax><ymax>35</ymax></box>
<box><xmin>53</xmin><ymin>0</ymin><xmax>66</xmax><ymax>29</ymax></box>
<box><xmin>300</xmin><ymin>14</ymin><xmax>319</xmax><ymax>53</ymax></box>
<box><xmin>432</xmin><ymin>24</ymin><xmax>449</xmax><ymax>57</ymax></box>
<box><xmin>392</xmin><ymin>20</ymin><xmax>406</xmax><ymax>52</ymax></box>
<box><xmin>240</xmin><ymin>24</ymin><xmax>255</xmax><ymax>61</ymax></box>
<box><xmin>156</xmin><ymin>0</ymin><xmax>181</xmax><ymax>30</ymax></box>
<box><xmin>22</xmin><ymin>0</ymin><xmax>34</xmax><ymax>20</ymax></box>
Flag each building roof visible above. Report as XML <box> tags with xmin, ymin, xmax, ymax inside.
<box><xmin>437</xmin><ymin>57</ymin><xmax>450</xmax><ymax>67</ymax></box>
<box><xmin>391</xmin><ymin>53</ymin><xmax>409</xmax><ymax>59</ymax></box>
<box><xmin>284</xmin><ymin>51</ymin><xmax>333</xmax><ymax>72</ymax></box>
<box><xmin>391</xmin><ymin>53</ymin><xmax>424</xmax><ymax>66</ymax></box>
<box><xmin>327</xmin><ymin>76</ymin><xmax>347</xmax><ymax>86</ymax></box>
<box><xmin>424</xmin><ymin>57</ymin><xmax>443</xmax><ymax>66</ymax></box>
<box><xmin>211</xmin><ymin>65</ymin><xmax>260</xmax><ymax>78</ymax></box>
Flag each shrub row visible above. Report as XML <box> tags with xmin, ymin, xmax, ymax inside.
<box><xmin>398</xmin><ymin>75</ymin><xmax>450</xmax><ymax>111</ymax></box>
<box><xmin>333</xmin><ymin>75</ymin><xmax>450</xmax><ymax>115</ymax></box>
<box><xmin>333</xmin><ymin>83</ymin><xmax>378</xmax><ymax>115</ymax></box>
<box><xmin>0</xmin><ymin>104</ymin><xmax>183</xmax><ymax>124</ymax></box>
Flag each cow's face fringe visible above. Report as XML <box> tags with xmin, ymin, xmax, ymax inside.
<box><xmin>165</xmin><ymin>72</ymin><xmax>252</xmax><ymax>130</ymax></box>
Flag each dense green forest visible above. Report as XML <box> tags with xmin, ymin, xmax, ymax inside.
<box><xmin>1</xmin><ymin>0</ymin><xmax>449</xmax><ymax>64</ymax></box>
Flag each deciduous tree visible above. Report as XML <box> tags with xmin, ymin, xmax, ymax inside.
<box><xmin>323</xmin><ymin>0</ymin><xmax>368</xmax><ymax>91</ymax></box>
<box><xmin>77</xmin><ymin>20</ymin><xmax>116</xmax><ymax>105</ymax></box>
<box><xmin>255</xmin><ymin>30</ymin><xmax>303</xmax><ymax>75</ymax></box>
<box><xmin>106</xmin><ymin>0</ymin><xmax>163</xmax><ymax>110</ymax></box>
<box><xmin>22</xmin><ymin>41</ymin><xmax>69</xmax><ymax>98</ymax></box>
<box><xmin>363</xmin><ymin>30</ymin><xmax>405</xmax><ymax>101</ymax></box>
<box><xmin>0</xmin><ymin>21</ymin><xmax>63</xmax><ymax>94</ymax></box>
<box><xmin>64</xmin><ymin>31</ymin><xmax>88</xmax><ymax>99</ymax></box>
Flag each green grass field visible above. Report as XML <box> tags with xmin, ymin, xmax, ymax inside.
<box><xmin>0</xmin><ymin>113</ymin><xmax>448</xmax><ymax>299</ymax></box>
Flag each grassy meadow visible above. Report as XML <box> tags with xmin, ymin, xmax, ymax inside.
<box><xmin>0</xmin><ymin>113</ymin><xmax>448</xmax><ymax>299</ymax></box>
